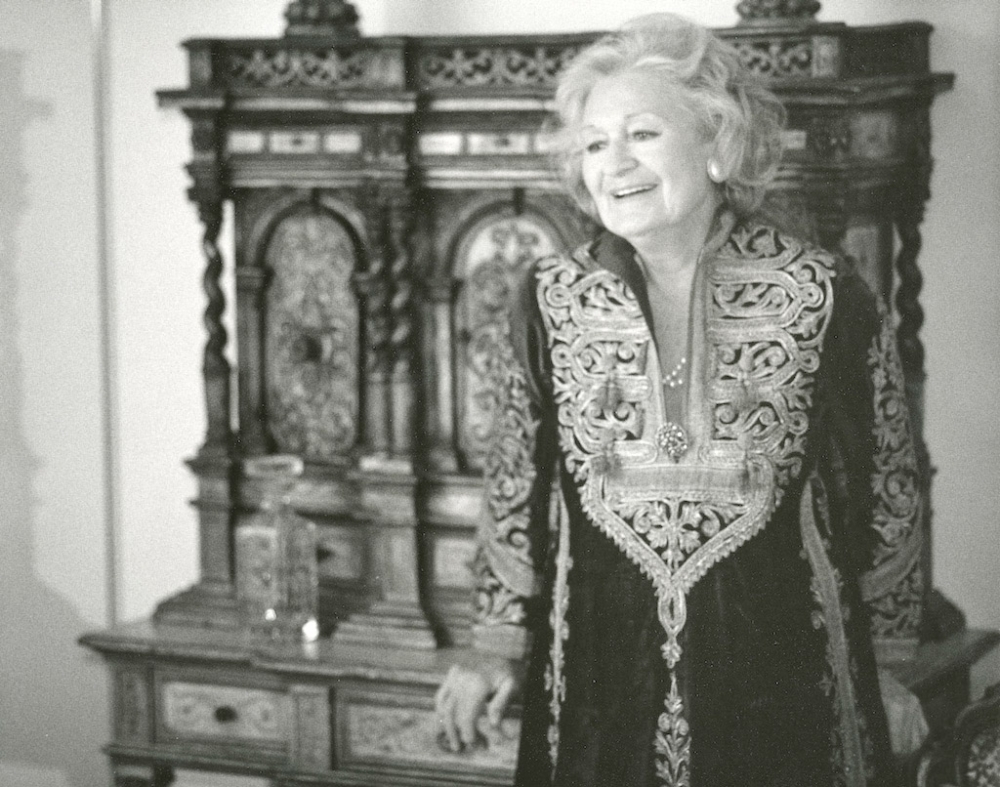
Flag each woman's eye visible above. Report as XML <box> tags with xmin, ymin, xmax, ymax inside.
<box><xmin>583</xmin><ymin>140</ymin><xmax>606</xmax><ymax>154</ymax></box>
<box><xmin>631</xmin><ymin>129</ymin><xmax>659</xmax><ymax>141</ymax></box>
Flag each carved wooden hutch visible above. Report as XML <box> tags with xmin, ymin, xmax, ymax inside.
<box><xmin>81</xmin><ymin>2</ymin><xmax>999</xmax><ymax>785</ymax></box>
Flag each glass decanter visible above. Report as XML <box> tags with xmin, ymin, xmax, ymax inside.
<box><xmin>236</xmin><ymin>454</ymin><xmax>319</xmax><ymax>642</ymax></box>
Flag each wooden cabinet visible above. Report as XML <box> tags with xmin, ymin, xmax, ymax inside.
<box><xmin>81</xmin><ymin>2</ymin><xmax>999</xmax><ymax>785</ymax></box>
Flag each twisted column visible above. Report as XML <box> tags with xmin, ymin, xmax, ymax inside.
<box><xmin>355</xmin><ymin>182</ymin><xmax>392</xmax><ymax>456</ymax></box>
<box><xmin>187</xmin><ymin>116</ymin><xmax>232</xmax><ymax>458</ymax></box>
<box><xmin>893</xmin><ymin>112</ymin><xmax>934</xmax><ymax>605</ymax></box>
<box><xmin>894</xmin><ymin>112</ymin><xmax>933</xmax><ymax>428</ymax></box>
<box><xmin>387</xmin><ymin>189</ymin><xmax>416</xmax><ymax>457</ymax></box>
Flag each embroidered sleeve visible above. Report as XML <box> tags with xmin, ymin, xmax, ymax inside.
<box><xmin>822</xmin><ymin>268</ymin><xmax>924</xmax><ymax>662</ymax></box>
<box><xmin>859</xmin><ymin>296</ymin><xmax>924</xmax><ymax>659</ymax></box>
<box><xmin>471</xmin><ymin>266</ymin><xmax>555</xmax><ymax>660</ymax></box>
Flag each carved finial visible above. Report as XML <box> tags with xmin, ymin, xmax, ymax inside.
<box><xmin>736</xmin><ymin>0</ymin><xmax>821</xmax><ymax>25</ymax></box>
<box><xmin>284</xmin><ymin>0</ymin><xmax>361</xmax><ymax>39</ymax></box>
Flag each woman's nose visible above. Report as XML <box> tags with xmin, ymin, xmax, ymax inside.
<box><xmin>604</xmin><ymin>139</ymin><xmax>636</xmax><ymax>174</ymax></box>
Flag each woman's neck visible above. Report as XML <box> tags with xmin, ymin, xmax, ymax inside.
<box><xmin>630</xmin><ymin>200</ymin><xmax>720</xmax><ymax>288</ymax></box>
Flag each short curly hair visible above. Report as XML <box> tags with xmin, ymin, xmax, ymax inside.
<box><xmin>549</xmin><ymin>13</ymin><xmax>786</xmax><ymax>220</ymax></box>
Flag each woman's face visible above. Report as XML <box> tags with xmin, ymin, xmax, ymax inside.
<box><xmin>579</xmin><ymin>69</ymin><xmax>718</xmax><ymax>248</ymax></box>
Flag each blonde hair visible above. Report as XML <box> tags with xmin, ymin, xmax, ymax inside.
<box><xmin>550</xmin><ymin>13</ymin><xmax>785</xmax><ymax>219</ymax></box>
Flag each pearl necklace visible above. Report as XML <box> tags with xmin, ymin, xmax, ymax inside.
<box><xmin>662</xmin><ymin>357</ymin><xmax>687</xmax><ymax>389</ymax></box>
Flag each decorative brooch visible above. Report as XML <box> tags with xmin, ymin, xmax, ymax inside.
<box><xmin>656</xmin><ymin>422</ymin><xmax>689</xmax><ymax>463</ymax></box>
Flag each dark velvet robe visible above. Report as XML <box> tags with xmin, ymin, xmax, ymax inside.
<box><xmin>471</xmin><ymin>216</ymin><xmax>923</xmax><ymax>787</ymax></box>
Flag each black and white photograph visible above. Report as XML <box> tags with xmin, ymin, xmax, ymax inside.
<box><xmin>1</xmin><ymin>2</ymin><xmax>998</xmax><ymax>786</ymax></box>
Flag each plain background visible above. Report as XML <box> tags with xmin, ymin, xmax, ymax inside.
<box><xmin>1</xmin><ymin>1</ymin><xmax>997</xmax><ymax>785</ymax></box>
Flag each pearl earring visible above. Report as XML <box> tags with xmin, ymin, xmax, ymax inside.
<box><xmin>707</xmin><ymin>159</ymin><xmax>723</xmax><ymax>183</ymax></box>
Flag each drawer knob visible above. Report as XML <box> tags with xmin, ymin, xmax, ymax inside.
<box><xmin>214</xmin><ymin>705</ymin><xmax>238</xmax><ymax>724</ymax></box>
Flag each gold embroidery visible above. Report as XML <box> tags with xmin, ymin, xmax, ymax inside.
<box><xmin>543</xmin><ymin>490</ymin><xmax>572</xmax><ymax>771</ymax></box>
<box><xmin>533</xmin><ymin>225</ymin><xmax>837</xmax><ymax>785</ymax></box>
<box><xmin>801</xmin><ymin>474</ymin><xmax>868</xmax><ymax>787</ymax></box>
<box><xmin>655</xmin><ymin>675</ymin><xmax>691</xmax><ymax>787</ymax></box>
<box><xmin>863</xmin><ymin>297</ymin><xmax>923</xmax><ymax>647</ymax></box>
<box><xmin>472</xmin><ymin>318</ymin><xmax>541</xmax><ymax>654</ymax></box>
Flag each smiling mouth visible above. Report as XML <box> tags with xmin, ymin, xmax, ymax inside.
<box><xmin>612</xmin><ymin>184</ymin><xmax>656</xmax><ymax>199</ymax></box>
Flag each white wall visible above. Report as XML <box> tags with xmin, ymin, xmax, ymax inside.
<box><xmin>0</xmin><ymin>2</ymin><xmax>109</xmax><ymax>786</ymax></box>
<box><xmin>1</xmin><ymin>2</ymin><xmax>996</xmax><ymax>786</ymax></box>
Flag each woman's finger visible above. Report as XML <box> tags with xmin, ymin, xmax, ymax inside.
<box><xmin>438</xmin><ymin>694</ymin><xmax>461</xmax><ymax>752</ymax></box>
<box><xmin>434</xmin><ymin>667</ymin><xmax>455</xmax><ymax>711</ymax></box>
<box><xmin>456</xmin><ymin>691</ymin><xmax>481</xmax><ymax>747</ymax></box>
<box><xmin>486</xmin><ymin>674</ymin><xmax>515</xmax><ymax>728</ymax></box>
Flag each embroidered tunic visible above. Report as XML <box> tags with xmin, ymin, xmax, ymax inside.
<box><xmin>471</xmin><ymin>217</ymin><xmax>923</xmax><ymax>787</ymax></box>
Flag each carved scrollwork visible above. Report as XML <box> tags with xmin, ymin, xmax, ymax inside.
<box><xmin>265</xmin><ymin>209</ymin><xmax>360</xmax><ymax>459</ymax></box>
<box><xmin>456</xmin><ymin>214</ymin><xmax>558</xmax><ymax>470</ymax></box>
<box><xmin>733</xmin><ymin>39</ymin><xmax>813</xmax><ymax>77</ymax></box>
<box><xmin>346</xmin><ymin>702</ymin><xmax>520</xmax><ymax>768</ymax></box>
<box><xmin>418</xmin><ymin>45</ymin><xmax>581</xmax><ymax>89</ymax></box>
<box><xmin>228</xmin><ymin>47</ymin><xmax>400</xmax><ymax>89</ymax></box>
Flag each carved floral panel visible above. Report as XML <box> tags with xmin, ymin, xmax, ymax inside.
<box><xmin>344</xmin><ymin>702</ymin><xmax>519</xmax><ymax>769</ymax></box>
<box><xmin>455</xmin><ymin>214</ymin><xmax>559</xmax><ymax>471</ymax></box>
<box><xmin>266</xmin><ymin>209</ymin><xmax>360</xmax><ymax>460</ymax></box>
<box><xmin>161</xmin><ymin>681</ymin><xmax>289</xmax><ymax>742</ymax></box>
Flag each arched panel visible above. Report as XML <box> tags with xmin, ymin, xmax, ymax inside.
<box><xmin>454</xmin><ymin>209</ymin><xmax>560</xmax><ymax>471</ymax></box>
<box><xmin>265</xmin><ymin>207</ymin><xmax>360</xmax><ymax>461</ymax></box>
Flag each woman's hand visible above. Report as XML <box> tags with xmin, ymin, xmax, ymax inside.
<box><xmin>434</xmin><ymin>655</ymin><xmax>519</xmax><ymax>752</ymax></box>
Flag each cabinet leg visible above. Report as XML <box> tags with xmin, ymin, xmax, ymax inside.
<box><xmin>111</xmin><ymin>760</ymin><xmax>174</xmax><ymax>787</ymax></box>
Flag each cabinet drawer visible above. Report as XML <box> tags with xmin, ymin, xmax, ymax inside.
<box><xmin>334</xmin><ymin>682</ymin><xmax>518</xmax><ymax>783</ymax></box>
<box><xmin>155</xmin><ymin>669</ymin><xmax>291</xmax><ymax>763</ymax></box>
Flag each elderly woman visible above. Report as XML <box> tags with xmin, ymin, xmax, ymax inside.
<box><xmin>436</xmin><ymin>12</ymin><xmax>923</xmax><ymax>787</ymax></box>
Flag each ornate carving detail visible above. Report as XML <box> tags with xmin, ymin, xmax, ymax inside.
<box><xmin>736</xmin><ymin>0</ymin><xmax>821</xmax><ymax>23</ymax></box>
<box><xmin>346</xmin><ymin>702</ymin><xmax>519</xmax><ymax>768</ymax></box>
<box><xmin>733</xmin><ymin>39</ymin><xmax>813</xmax><ymax>77</ymax></box>
<box><xmin>228</xmin><ymin>47</ymin><xmax>402</xmax><ymax>89</ymax></box>
<box><xmin>162</xmin><ymin>681</ymin><xmax>288</xmax><ymax>741</ymax></box>
<box><xmin>457</xmin><ymin>215</ymin><xmax>558</xmax><ymax>470</ymax></box>
<box><xmin>265</xmin><ymin>209</ymin><xmax>360</xmax><ymax>459</ymax></box>
<box><xmin>284</xmin><ymin>0</ymin><xmax>359</xmax><ymax>39</ymax></box>
<box><xmin>418</xmin><ymin>45</ymin><xmax>581</xmax><ymax>89</ymax></box>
